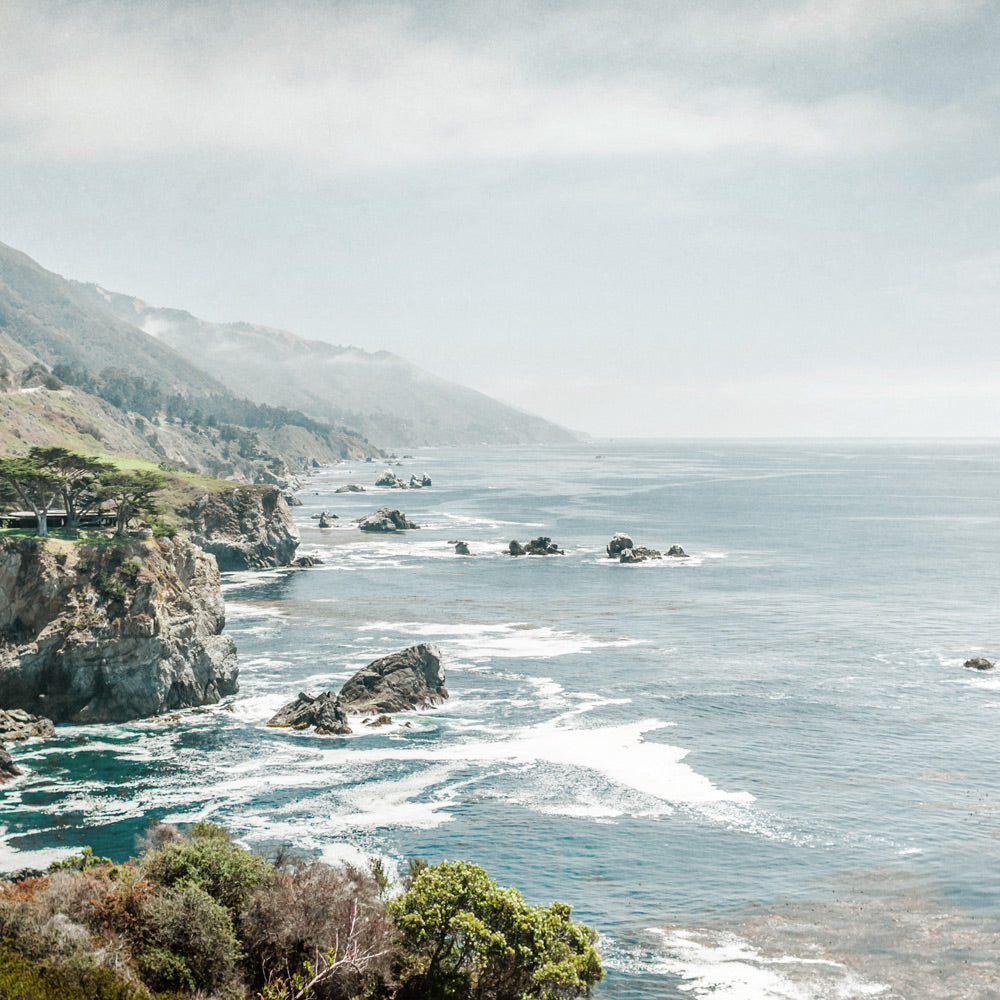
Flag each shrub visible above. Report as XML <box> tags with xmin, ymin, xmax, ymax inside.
<box><xmin>389</xmin><ymin>861</ymin><xmax>603</xmax><ymax>1000</ymax></box>
<box><xmin>0</xmin><ymin>944</ymin><xmax>150</xmax><ymax>1000</ymax></box>
<box><xmin>137</xmin><ymin>882</ymin><xmax>240</xmax><ymax>994</ymax></box>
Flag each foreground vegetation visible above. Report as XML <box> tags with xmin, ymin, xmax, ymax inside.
<box><xmin>0</xmin><ymin>823</ymin><xmax>602</xmax><ymax>1000</ymax></box>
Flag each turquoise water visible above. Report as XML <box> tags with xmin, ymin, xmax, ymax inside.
<box><xmin>4</xmin><ymin>441</ymin><xmax>1000</xmax><ymax>997</ymax></box>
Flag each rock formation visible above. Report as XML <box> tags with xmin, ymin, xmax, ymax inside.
<box><xmin>666</xmin><ymin>544</ymin><xmax>689</xmax><ymax>558</ymax></box>
<box><xmin>180</xmin><ymin>485</ymin><xmax>299</xmax><ymax>570</ymax></box>
<box><xmin>335</xmin><ymin>484</ymin><xmax>365</xmax><ymax>493</ymax></box>
<box><xmin>964</xmin><ymin>657</ymin><xmax>995</xmax><ymax>670</ymax></box>
<box><xmin>607</xmin><ymin>533</ymin><xmax>634</xmax><ymax>558</ymax></box>
<box><xmin>408</xmin><ymin>473</ymin><xmax>432</xmax><ymax>488</ymax></box>
<box><xmin>339</xmin><ymin>643</ymin><xmax>447</xmax><ymax>714</ymax></box>
<box><xmin>268</xmin><ymin>643</ymin><xmax>447</xmax><ymax>735</ymax></box>
<box><xmin>0</xmin><ymin>536</ymin><xmax>238</xmax><ymax>724</ymax></box>
<box><xmin>374</xmin><ymin>469</ymin><xmax>406</xmax><ymax>488</ymax></box>
<box><xmin>618</xmin><ymin>546</ymin><xmax>662</xmax><ymax>563</ymax></box>
<box><xmin>357</xmin><ymin>508</ymin><xmax>419</xmax><ymax>532</ymax></box>
<box><xmin>0</xmin><ymin>742</ymin><xmax>19</xmax><ymax>782</ymax></box>
<box><xmin>453</xmin><ymin>541</ymin><xmax>471</xmax><ymax>555</ymax></box>
<box><xmin>267</xmin><ymin>690</ymin><xmax>350</xmax><ymax>734</ymax></box>
<box><xmin>317</xmin><ymin>512</ymin><xmax>337</xmax><ymax>528</ymax></box>
<box><xmin>508</xmin><ymin>537</ymin><xmax>563</xmax><ymax>556</ymax></box>
<box><xmin>0</xmin><ymin>709</ymin><xmax>54</xmax><ymax>742</ymax></box>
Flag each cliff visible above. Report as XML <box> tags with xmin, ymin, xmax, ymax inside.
<box><xmin>180</xmin><ymin>485</ymin><xmax>299</xmax><ymax>570</ymax></box>
<box><xmin>0</xmin><ymin>536</ymin><xmax>237</xmax><ymax>723</ymax></box>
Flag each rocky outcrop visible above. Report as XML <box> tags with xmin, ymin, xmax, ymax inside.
<box><xmin>964</xmin><ymin>657</ymin><xmax>995</xmax><ymax>670</ymax></box>
<box><xmin>453</xmin><ymin>541</ymin><xmax>471</xmax><ymax>555</ymax></box>
<box><xmin>408</xmin><ymin>473</ymin><xmax>432</xmax><ymax>488</ymax></box>
<box><xmin>666</xmin><ymin>544</ymin><xmax>689</xmax><ymax>558</ymax></box>
<box><xmin>267</xmin><ymin>690</ymin><xmax>350</xmax><ymax>734</ymax></box>
<box><xmin>0</xmin><ymin>742</ymin><xmax>19</xmax><ymax>782</ymax></box>
<box><xmin>317</xmin><ymin>512</ymin><xmax>337</xmax><ymax>528</ymax></box>
<box><xmin>619</xmin><ymin>546</ymin><xmax>661</xmax><ymax>564</ymax></box>
<box><xmin>180</xmin><ymin>485</ymin><xmax>299</xmax><ymax>570</ymax></box>
<box><xmin>0</xmin><ymin>709</ymin><xmax>54</xmax><ymax>742</ymax></box>
<box><xmin>269</xmin><ymin>643</ymin><xmax>447</xmax><ymax>736</ymax></box>
<box><xmin>607</xmin><ymin>533</ymin><xmax>634</xmax><ymax>558</ymax></box>
<box><xmin>357</xmin><ymin>508</ymin><xmax>419</xmax><ymax>532</ymax></box>
<box><xmin>375</xmin><ymin>469</ymin><xmax>406</xmax><ymax>488</ymax></box>
<box><xmin>339</xmin><ymin>643</ymin><xmax>447</xmax><ymax>714</ymax></box>
<box><xmin>335</xmin><ymin>484</ymin><xmax>365</xmax><ymax>493</ymax></box>
<box><xmin>0</xmin><ymin>537</ymin><xmax>238</xmax><ymax>724</ymax></box>
<box><xmin>508</xmin><ymin>537</ymin><xmax>563</xmax><ymax>556</ymax></box>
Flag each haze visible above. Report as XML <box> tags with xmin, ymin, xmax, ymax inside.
<box><xmin>2</xmin><ymin>0</ymin><xmax>998</xmax><ymax>438</ymax></box>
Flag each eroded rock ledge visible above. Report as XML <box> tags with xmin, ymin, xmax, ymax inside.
<box><xmin>180</xmin><ymin>485</ymin><xmax>299</xmax><ymax>570</ymax></box>
<box><xmin>0</xmin><ymin>536</ymin><xmax>238</xmax><ymax>724</ymax></box>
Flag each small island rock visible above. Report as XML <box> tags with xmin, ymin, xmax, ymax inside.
<box><xmin>339</xmin><ymin>643</ymin><xmax>447</xmax><ymax>715</ymax></box>
<box><xmin>335</xmin><ymin>484</ymin><xmax>365</xmax><ymax>493</ymax></box>
<box><xmin>317</xmin><ymin>512</ymin><xmax>337</xmax><ymax>528</ymax></box>
<box><xmin>374</xmin><ymin>469</ymin><xmax>406</xmax><ymax>488</ymax></box>
<box><xmin>267</xmin><ymin>690</ymin><xmax>351</xmax><ymax>735</ymax></box>
<box><xmin>357</xmin><ymin>508</ymin><xmax>419</xmax><ymax>532</ymax></box>
<box><xmin>607</xmin><ymin>533</ymin><xmax>634</xmax><ymax>558</ymax></box>
<box><xmin>508</xmin><ymin>537</ymin><xmax>563</xmax><ymax>556</ymax></box>
<box><xmin>454</xmin><ymin>541</ymin><xmax>471</xmax><ymax>555</ymax></box>
<box><xmin>964</xmin><ymin>657</ymin><xmax>995</xmax><ymax>671</ymax></box>
<box><xmin>666</xmin><ymin>544</ymin><xmax>689</xmax><ymax>558</ymax></box>
<box><xmin>619</xmin><ymin>546</ymin><xmax>662</xmax><ymax>564</ymax></box>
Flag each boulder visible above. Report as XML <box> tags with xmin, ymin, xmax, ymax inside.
<box><xmin>357</xmin><ymin>508</ymin><xmax>419</xmax><ymax>532</ymax></box>
<box><xmin>666</xmin><ymin>544</ymin><xmax>689</xmax><ymax>558</ymax></box>
<box><xmin>619</xmin><ymin>546</ymin><xmax>661</xmax><ymax>564</ymax></box>
<box><xmin>339</xmin><ymin>643</ymin><xmax>448</xmax><ymax>715</ymax></box>
<box><xmin>964</xmin><ymin>657</ymin><xmax>995</xmax><ymax>671</ymax></box>
<box><xmin>509</xmin><ymin>537</ymin><xmax>563</xmax><ymax>556</ymax></box>
<box><xmin>292</xmin><ymin>555</ymin><xmax>322</xmax><ymax>567</ymax></box>
<box><xmin>335</xmin><ymin>484</ymin><xmax>365</xmax><ymax>493</ymax></box>
<box><xmin>267</xmin><ymin>690</ymin><xmax>351</xmax><ymax>735</ymax></box>
<box><xmin>0</xmin><ymin>709</ymin><xmax>55</xmax><ymax>742</ymax></box>
<box><xmin>375</xmin><ymin>469</ymin><xmax>405</xmax><ymax>488</ymax></box>
<box><xmin>454</xmin><ymin>541</ymin><xmax>471</xmax><ymax>555</ymax></box>
<box><xmin>363</xmin><ymin>714</ymin><xmax>393</xmax><ymax>727</ymax></box>
<box><xmin>317</xmin><ymin>512</ymin><xmax>337</xmax><ymax>528</ymax></box>
<box><xmin>607</xmin><ymin>533</ymin><xmax>634</xmax><ymax>558</ymax></box>
<box><xmin>0</xmin><ymin>742</ymin><xmax>19</xmax><ymax>783</ymax></box>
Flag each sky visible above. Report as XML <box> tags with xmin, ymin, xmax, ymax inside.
<box><xmin>1</xmin><ymin>0</ymin><xmax>998</xmax><ymax>438</ymax></box>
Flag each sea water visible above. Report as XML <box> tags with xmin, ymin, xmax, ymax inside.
<box><xmin>3</xmin><ymin>440</ymin><xmax>1000</xmax><ymax>998</ymax></box>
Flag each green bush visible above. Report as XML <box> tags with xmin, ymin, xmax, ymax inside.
<box><xmin>0</xmin><ymin>943</ymin><xmax>149</xmax><ymax>1000</ymax></box>
<box><xmin>389</xmin><ymin>861</ymin><xmax>603</xmax><ymax>1000</ymax></box>
<box><xmin>137</xmin><ymin>883</ymin><xmax>240</xmax><ymax>994</ymax></box>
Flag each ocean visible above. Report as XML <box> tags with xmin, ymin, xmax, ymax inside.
<box><xmin>4</xmin><ymin>440</ymin><xmax>1000</xmax><ymax>998</ymax></box>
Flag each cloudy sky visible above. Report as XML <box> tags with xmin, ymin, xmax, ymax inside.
<box><xmin>2</xmin><ymin>0</ymin><xmax>998</xmax><ymax>437</ymax></box>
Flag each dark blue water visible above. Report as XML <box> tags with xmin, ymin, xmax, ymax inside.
<box><xmin>5</xmin><ymin>441</ymin><xmax>1000</xmax><ymax>997</ymax></box>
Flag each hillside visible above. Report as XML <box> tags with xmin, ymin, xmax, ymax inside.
<box><xmin>0</xmin><ymin>242</ymin><xmax>378</xmax><ymax>479</ymax></box>
<box><xmin>72</xmin><ymin>283</ymin><xmax>579</xmax><ymax>447</ymax></box>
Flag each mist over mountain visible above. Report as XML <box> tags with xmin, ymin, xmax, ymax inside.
<box><xmin>71</xmin><ymin>282</ymin><xmax>578</xmax><ymax>447</ymax></box>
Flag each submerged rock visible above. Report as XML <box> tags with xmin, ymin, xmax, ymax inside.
<box><xmin>335</xmin><ymin>484</ymin><xmax>365</xmax><ymax>493</ymax></box>
<box><xmin>964</xmin><ymin>657</ymin><xmax>995</xmax><ymax>671</ymax></box>
<box><xmin>357</xmin><ymin>508</ymin><xmax>419</xmax><ymax>532</ymax></box>
<box><xmin>180</xmin><ymin>485</ymin><xmax>299</xmax><ymax>570</ymax></box>
<box><xmin>339</xmin><ymin>643</ymin><xmax>448</xmax><ymax>715</ymax></box>
<box><xmin>267</xmin><ymin>690</ymin><xmax>351</xmax><ymax>735</ymax></box>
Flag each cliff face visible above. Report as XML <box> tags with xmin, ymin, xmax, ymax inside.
<box><xmin>180</xmin><ymin>485</ymin><xmax>299</xmax><ymax>571</ymax></box>
<box><xmin>0</xmin><ymin>536</ymin><xmax>238</xmax><ymax>724</ymax></box>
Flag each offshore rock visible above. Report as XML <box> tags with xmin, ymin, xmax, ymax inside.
<box><xmin>317</xmin><ymin>512</ymin><xmax>337</xmax><ymax>528</ymax></box>
<box><xmin>180</xmin><ymin>485</ymin><xmax>299</xmax><ymax>570</ymax></box>
<box><xmin>619</xmin><ymin>546</ymin><xmax>662</xmax><ymax>564</ymax></box>
<box><xmin>0</xmin><ymin>537</ymin><xmax>238</xmax><ymax>724</ymax></box>
<box><xmin>339</xmin><ymin>643</ymin><xmax>447</xmax><ymax>715</ymax></box>
<box><xmin>408</xmin><ymin>473</ymin><xmax>432</xmax><ymax>488</ymax></box>
<box><xmin>964</xmin><ymin>657</ymin><xmax>995</xmax><ymax>670</ymax></box>
<box><xmin>374</xmin><ymin>469</ymin><xmax>406</xmax><ymax>488</ymax></box>
<box><xmin>453</xmin><ymin>541</ymin><xmax>471</xmax><ymax>555</ymax></box>
<box><xmin>666</xmin><ymin>544</ymin><xmax>689</xmax><ymax>558</ymax></box>
<box><xmin>509</xmin><ymin>537</ymin><xmax>563</xmax><ymax>556</ymax></box>
<box><xmin>335</xmin><ymin>484</ymin><xmax>365</xmax><ymax>493</ymax></box>
<box><xmin>357</xmin><ymin>508</ymin><xmax>419</xmax><ymax>532</ymax></box>
<box><xmin>607</xmin><ymin>533</ymin><xmax>634</xmax><ymax>558</ymax></box>
<box><xmin>0</xmin><ymin>709</ymin><xmax>55</xmax><ymax>742</ymax></box>
<box><xmin>267</xmin><ymin>690</ymin><xmax>351</xmax><ymax>735</ymax></box>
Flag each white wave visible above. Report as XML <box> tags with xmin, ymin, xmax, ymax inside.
<box><xmin>643</xmin><ymin>928</ymin><xmax>889</xmax><ymax>999</ymax></box>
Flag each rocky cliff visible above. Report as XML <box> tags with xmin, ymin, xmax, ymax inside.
<box><xmin>0</xmin><ymin>536</ymin><xmax>238</xmax><ymax>723</ymax></box>
<box><xmin>180</xmin><ymin>485</ymin><xmax>299</xmax><ymax>570</ymax></box>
